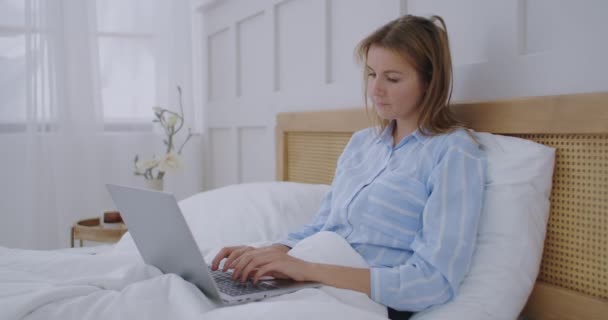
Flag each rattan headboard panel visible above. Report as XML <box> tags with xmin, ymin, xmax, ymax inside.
<box><xmin>285</xmin><ymin>132</ymin><xmax>352</xmax><ymax>185</ymax></box>
<box><xmin>513</xmin><ymin>134</ymin><xmax>608</xmax><ymax>300</ymax></box>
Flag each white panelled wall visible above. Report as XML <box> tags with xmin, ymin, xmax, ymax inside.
<box><xmin>195</xmin><ymin>0</ymin><xmax>608</xmax><ymax>190</ymax></box>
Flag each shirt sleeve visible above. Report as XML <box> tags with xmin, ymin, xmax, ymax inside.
<box><xmin>370</xmin><ymin>145</ymin><xmax>485</xmax><ymax>312</ymax></box>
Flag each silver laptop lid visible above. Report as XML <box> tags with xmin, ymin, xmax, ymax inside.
<box><xmin>106</xmin><ymin>184</ymin><xmax>222</xmax><ymax>301</ymax></box>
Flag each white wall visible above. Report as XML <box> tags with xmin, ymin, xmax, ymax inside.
<box><xmin>409</xmin><ymin>0</ymin><xmax>608</xmax><ymax>101</ymax></box>
<box><xmin>196</xmin><ymin>0</ymin><xmax>608</xmax><ymax>190</ymax></box>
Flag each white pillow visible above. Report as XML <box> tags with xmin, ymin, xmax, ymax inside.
<box><xmin>113</xmin><ymin>182</ymin><xmax>330</xmax><ymax>255</ymax></box>
<box><xmin>412</xmin><ymin>132</ymin><xmax>556</xmax><ymax>320</ymax></box>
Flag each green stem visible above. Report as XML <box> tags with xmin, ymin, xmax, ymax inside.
<box><xmin>177</xmin><ymin>131</ymin><xmax>194</xmax><ymax>155</ymax></box>
<box><xmin>166</xmin><ymin>131</ymin><xmax>174</xmax><ymax>154</ymax></box>
<box><xmin>175</xmin><ymin>86</ymin><xmax>185</xmax><ymax>134</ymax></box>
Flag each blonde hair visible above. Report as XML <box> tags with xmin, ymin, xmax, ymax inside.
<box><xmin>356</xmin><ymin>15</ymin><xmax>462</xmax><ymax>136</ymax></box>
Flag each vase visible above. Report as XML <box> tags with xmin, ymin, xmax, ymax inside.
<box><xmin>145</xmin><ymin>178</ymin><xmax>164</xmax><ymax>191</ymax></box>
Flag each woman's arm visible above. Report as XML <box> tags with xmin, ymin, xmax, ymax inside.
<box><xmin>306</xmin><ymin>263</ymin><xmax>371</xmax><ymax>296</ymax></box>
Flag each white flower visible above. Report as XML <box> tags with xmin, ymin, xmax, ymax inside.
<box><xmin>134</xmin><ymin>87</ymin><xmax>193</xmax><ymax>181</ymax></box>
<box><xmin>166</xmin><ymin>115</ymin><xmax>178</xmax><ymax>128</ymax></box>
<box><xmin>159</xmin><ymin>153</ymin><xmax>180</xmax><ymax>172</ymax></box>
<box><xmin>136</xmin><ymin>159</ymin><xmax>159</xmax><ymax>172</ymax></box>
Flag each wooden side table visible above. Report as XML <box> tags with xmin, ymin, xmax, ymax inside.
<box><xmin>71</xmin><ymin>217</ymin><xmax>128</xmax><ymax>247</ymax></box>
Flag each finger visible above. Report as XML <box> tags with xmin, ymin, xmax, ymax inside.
<box><xmin>254</xmin><ymin>258</ymin><xmax>288</xmax><ymax>284</ymax></box>
<box><xmin>226</xmin><ymin>249</ymin><xmax>250</xmax><ymax>273</ymax></box>
<box><xmin>227</xmin><ymin>249</ymin><xmax>247</xmax><ymax>270</ymax></box>
<box><xmin>211</xmin><ymin>248</ymin><xmax>226</xmax><ymax>270</ymax></box>
<box><xmin>239</xmin><ymin>262</ymin><xmax>258</xmax><ymax>283</ymax></box>
<box><xmin>228</xmin><ymin>246</ymin><xmax>260</xmax><ymax>270</ymax></box>
<box><xmin>211</xmin><ymin>247</ymin><xmax>232</xmax><ymax>271</ymax></box>
<box><xmin>268</xmin><ymin>270</ymin><xmax>289</xmax><ymax>279</ymax></box>
<box><xmin>240</xmin><ymin>254</ymin><xmax>273</xmax><ymax>283</ymax></box>
<box><xmin>223</xmin><ymin>247</ymin><xmax>250</xmax><ymax>272</ymax></box>
<box><xmin>253</xmin><ymin>262</ymin><xmax>276</xmax><ymax>284</ymax></box>
<box><xmin>231</xmin><ymin>251</ymin><xmax>256</xmax><ymax>280</ymax></box>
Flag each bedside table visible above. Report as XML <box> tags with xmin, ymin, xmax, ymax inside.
<box><xmin>71</xmin><ymin>217</ymin><xmax>128</xmax><ymax>247</ymax></box>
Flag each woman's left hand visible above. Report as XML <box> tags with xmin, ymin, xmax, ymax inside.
<box><xmin>229</xmin><ymin>249</ymin><xmax>314</xmax><ymax>284</ymax></box>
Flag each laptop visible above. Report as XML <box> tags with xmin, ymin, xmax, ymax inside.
<box><xmin>106</xmin><ymin>184</ymin><xmax>320</xmax><ymax>305</ymax></box>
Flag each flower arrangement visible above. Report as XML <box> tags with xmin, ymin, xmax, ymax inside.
<box><xmin>133</xmin><ymin>86</ymin><xmax>195</xmax><ymax>185</ymax></box>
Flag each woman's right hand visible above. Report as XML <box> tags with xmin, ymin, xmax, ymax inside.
<box><xmin>210</xmin><ymin>244</ymin><xmax>290</xmax><ymax>272</ymax></box>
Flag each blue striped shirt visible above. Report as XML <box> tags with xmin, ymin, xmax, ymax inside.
<box><xmin>280</xmin><ymin>121</ymin><xmax>485</xmax><ymax>311</ymax></box>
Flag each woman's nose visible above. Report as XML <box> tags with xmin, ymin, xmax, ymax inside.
<box><xmin>370</xmin><ymin>79</ymin><xmax>384</xmax><ymax>96</ymax></box>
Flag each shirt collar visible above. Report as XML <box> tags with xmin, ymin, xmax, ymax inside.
<box><xmin>412</xmin><ymin>129</ymin><xmax>429</xmax><ymax>145</ymax></box>
<box><xmin>375</xmin><ymin>120</ymin><xmax>429</xmax><ymax>148</ymax></box>
<box><xmin>376</xmin><ymin>121</ymin><xmax>395</xmax><ymax>146</ymax></box>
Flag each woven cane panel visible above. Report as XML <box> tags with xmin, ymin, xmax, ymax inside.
<box><xmin>285</xmin><ymin>132</ymin><xmax>352</xmax><ymax>185</ymax></box>
<box><xmin>513</xmin><ymin>134</ymin><xmax>608</xmax><ymax>300</ymax></box>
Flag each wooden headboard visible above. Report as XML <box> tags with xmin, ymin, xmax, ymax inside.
<box><xmin>276</xmin><ymin>92</ymin><xmax>608</xmax><ymax>320</ymax></box>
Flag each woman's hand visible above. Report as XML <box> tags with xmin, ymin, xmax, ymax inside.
<box><xmin>210</xmin><ymin>243</ymin><xmax>314</xmax><ymax>284</ymax></box>
<box><xmin>210</xmin><ymin>244</ymin><xmax>290</xmax><ymax>272</ymax></box>
<box><xmin>211</xmin><ymin>243</ymin><xmax>371</xmax><ymax>296</ymax></box>
<box><xmin>234</xmin><ymin>250</ymin><xmax>314</xmax><ymax>284</ymax></box>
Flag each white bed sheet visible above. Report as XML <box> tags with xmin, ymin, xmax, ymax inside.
<box><xmin>0</xmin><ymin>232</ymin><xmax>388</xmax><ymax>320</ymax></box>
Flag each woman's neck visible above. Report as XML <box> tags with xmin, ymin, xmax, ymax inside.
<box><xmin>392</xmin><ymin>119</ymin><xmax>418</xmax><ymax>147</ymax></box>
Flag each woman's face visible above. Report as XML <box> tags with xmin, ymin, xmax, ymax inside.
<box><xmin>366</xmin><ymin>45</ymin><xmax>426</xmax><ymax>126</ymax></box>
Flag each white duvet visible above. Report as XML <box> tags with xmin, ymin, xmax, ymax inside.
<box><xmin>0</xmin><ymin>232</ymin><xmax>388</xmax><ymax>320</ymax></box>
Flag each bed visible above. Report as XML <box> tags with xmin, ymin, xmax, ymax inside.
<box><xmin>276</xmin><ymin>92</ymin><xmax>608</xmax><ymax>319</ymax></box>
<box><xmin>1</xmin><ymin>92</ymin><xmax>606</xmax><ymax>319</ymax></box>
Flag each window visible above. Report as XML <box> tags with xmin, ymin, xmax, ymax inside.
<box><xmin>96</xmin><ymin>0</ymin><xmax>158</xmax><ymax>123</ymax></box>
<box><xmin>0</xmin><ymin>0</ymin><xmax>28</xmax><ymax>126</ymax></box>
<box><xmin>0</xmin><ymin>0</ymin><xmax>169</xmax><ymax>131</ymax></box>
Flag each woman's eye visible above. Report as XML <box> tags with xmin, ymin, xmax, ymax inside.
<box><xmin>387</xmin><ymin>77</ymin><xmax>399</xmax><ymax>83</ymax></box>
<box><xmin>367</xmin><ymin>72</ymin><xmax>376</xmax><ymax>78</ymax></box>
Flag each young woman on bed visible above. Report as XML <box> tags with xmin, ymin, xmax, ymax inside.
<box><xmin>212</xmin><ymin>14</ymin><xmax>484</xmax><ymax>320</ymax></box>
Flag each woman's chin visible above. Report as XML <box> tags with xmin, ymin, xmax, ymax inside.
<box><xmin>375</xmin><ymin>111</ymin><xmax>394</xmax><ymax>121</ymax></box>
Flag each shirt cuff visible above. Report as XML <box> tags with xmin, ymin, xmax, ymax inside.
<box><xmin>369</xmin><ymin>267</ymin><xmax>384</xmax><ymax>303</ymax></box>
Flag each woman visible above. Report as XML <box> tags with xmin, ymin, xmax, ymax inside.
<box><xmin>211</xmin><ymin>15</ymin><xmax>485</xmax><ymax>319</ymax></box>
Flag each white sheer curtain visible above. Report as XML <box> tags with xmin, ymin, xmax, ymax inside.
<box><xmin>0</xmin><ymin>0</ymin><xmax>199</xmax><ymax>249</ymax></box>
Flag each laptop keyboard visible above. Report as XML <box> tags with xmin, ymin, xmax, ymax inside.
<box><xmin>209</xmin><ymin>268</ymin><xmax>279</xmax><ymax>297</ymax></box>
